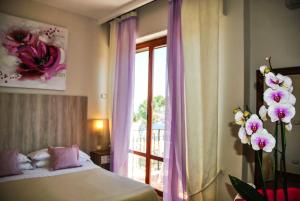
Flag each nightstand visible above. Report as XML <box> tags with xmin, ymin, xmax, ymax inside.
<box><xmin>90</xmin><ymin>150</ymin><xmax>110</xmax><ymax>171</ymax></box>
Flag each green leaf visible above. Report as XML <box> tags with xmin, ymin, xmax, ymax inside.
<box><xmin>229</xmin><ymin>175</ymin><xmax>266</xmax><ymax>201</ymax></box>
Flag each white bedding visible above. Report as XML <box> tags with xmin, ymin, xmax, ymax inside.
<box><xmin>0</xmin><ymin>161</ymin><xmax>99</xmax><ymax>183</ymax></box>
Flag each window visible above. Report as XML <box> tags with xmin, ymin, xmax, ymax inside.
<box><xmin>128</xmin><ymin>37</ymin><xmax>167</xmax><ymax>195</ymax></box>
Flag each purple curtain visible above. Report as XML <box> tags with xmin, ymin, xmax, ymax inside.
<box><xmin>163</xmin><ymin>0</ymin><xmax>187</xmax><ymax>201</ymax></box>
<box><xmin>111</xmin><ymin>16</ymin><xmax>136</xmax><ymax>176</ymax></box>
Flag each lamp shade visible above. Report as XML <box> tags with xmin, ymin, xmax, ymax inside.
<box><xmin>94</xmin><ymin>120</ymin><xmax>104</xmax><ymax>130</ymax></box>
<box><xmin>92</xmin><ymin>119</ymin><xmax>108</xmax><ymax>134</ymax></box>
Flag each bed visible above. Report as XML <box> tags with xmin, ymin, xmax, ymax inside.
<box><xmin>0</xmin><ymin>93</ymin><xmax>159</xmax><ymax>201</ymax></box>
<box><xmin>0</xmin><ymin>161</ymin><xmax>160</xmax><ymax>201</ymax></box>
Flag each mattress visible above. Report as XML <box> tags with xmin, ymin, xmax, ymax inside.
<box><xmin>0</xmin><ymin>161</ymin><xmax>159</xmax><ymax>201</ymax></box>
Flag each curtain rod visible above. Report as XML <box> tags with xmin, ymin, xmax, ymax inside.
<box><xmin>97</xmin><ymin>0</ymin><xmax>156</xmax><ymax>25</ymax></box>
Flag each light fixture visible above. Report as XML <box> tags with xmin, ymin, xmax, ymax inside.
<box><xmin>92</xmin><ymin>119</ymin><xmax>109</xmax><ymax>134</ymax></box>
<box><xmin>91</xmin><ymin>119</ymin><xmax>109</xmax><ymax>150</ymax></box>
<box><xmin>93</xmin><ymin>119</ymin><xmax>104</xmax><ymax>132</ymax></box>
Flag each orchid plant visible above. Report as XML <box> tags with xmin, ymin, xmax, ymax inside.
<box><xmin>230</xmin><ymin>57</ymin><xmax>297</xmax><ymax>201</ymax></box>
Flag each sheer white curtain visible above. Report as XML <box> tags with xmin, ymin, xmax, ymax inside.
<box><xmin>181</xmin><ymin>0</ymin><xmax>220</xmax><ymax>200</ymax></box>
<box><xmin>107</xmin><ymin>20</ymin><xmax>118</xmax><ymax>135</ymax></box>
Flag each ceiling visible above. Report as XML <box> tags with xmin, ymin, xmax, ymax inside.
<box><xmin>32</xmin><ymin>0</ymin><xmax>137</xmax><ymax>19</ymax></box>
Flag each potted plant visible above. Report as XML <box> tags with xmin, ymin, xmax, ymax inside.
<box><xmin>230</xmin><ymin>57</ymin><xmax>297</xmax><ymax>201</ymax></box>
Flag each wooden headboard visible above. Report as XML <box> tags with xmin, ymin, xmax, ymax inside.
<box><xmin>0</xmin><ymin>93</ymin><xmax>97</xmax><ymax>153</ymax></box>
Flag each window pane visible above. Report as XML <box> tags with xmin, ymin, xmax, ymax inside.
<box><xmin>151</xmin><ymin>47</ymin><xmax>167</xmax><ymax>157</ymax></box>
<box><xmin>130</xmin><ymin>50</ymin><xmax>149</xmax><ymax>153</ymax></box>
<box><xmin>150</xmin><ymin>160</ymin><xmax>164</xmax><ymax>191</ymax></box>
<box><xmin>128</xmin><ymin>153</ymin><xmax>146</xmax><ymax>183</ymax></box>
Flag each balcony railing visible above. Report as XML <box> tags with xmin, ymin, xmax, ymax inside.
<box><xmin>128</xmin><ymin>127</ymin><xmax>165</xmax><ymax>191</ymax></box>
<box><xmin>129</xmin><ymin>128</ymin><xmax>164</xmax><ymax>157</ymax></box>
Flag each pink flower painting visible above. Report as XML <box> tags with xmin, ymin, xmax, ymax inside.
<box><xmin>17</xmin><ymin>41</ymin><xmax>65</xmax><ymax>80</ymax></box>
<box><xmin>0</xmin><ymin>13</ymin><xmax>68</xmax><ymax>90</ymax></box>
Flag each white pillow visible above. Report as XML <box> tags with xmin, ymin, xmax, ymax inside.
<box><xmin>34</xmin><ymin>160</ymin><xmax>49</xmax><ymax>168</ymax></box>
<box><xmin>27</xmin><ymin>149</ymin><xmax>49</xmax><ymax>161</ymax></box>
<box><xmin>28</xmin><ymin>148</ymin><xmax>91</xmax><ymax>161</ymax></box>
<box><xmin>79</xmin><ymin>151</ymin><xmax>91</xmax><ymax>161</ymax></box>
<box><xmin>18</xmin><ymin>153</ymin><xmax>31</xmax><ymax>163</ymax></box>
<box><xmin>19</xmin><ymin>162</ymin><xmax>34</xmax><ymax>170</ymax></box>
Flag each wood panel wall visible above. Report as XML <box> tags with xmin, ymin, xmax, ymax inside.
<box><xmin>0</xmin><ymin>93</ymin><xmax>98</xmax><ymax>153</ymax></box>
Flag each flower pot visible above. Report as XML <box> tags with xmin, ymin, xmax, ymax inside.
<box><xmin>234</xmin><ymin>187</ymin><xmax>300</xmax><ymax>201</ymax></box>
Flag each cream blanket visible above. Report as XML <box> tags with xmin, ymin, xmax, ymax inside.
<box><xmin>0</xmin><ymin>168</ymin><xmax>159</xmax><ymax>201</ymax></box>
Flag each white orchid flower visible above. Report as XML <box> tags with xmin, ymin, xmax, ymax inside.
<box><xmin>235</xmin><ymin>111</ymin><xmax>245</xmax><ymax>125</ymax></box>
<box><xmin>259</xmin><ymin>105</ymin><xmax>268</xmax><ymax>121</ymax></box>
<box><xmin>245</xmin><ymin>114</ymin><xmax>263</xmax><ymax>135</ymax></box>
<box><xmin>263</xmin><ymin>87</ymin><xmax>295</xmax><ymax>106</ymax></box>
<box><xmin>277</xmin><ymin>74</ymin><xmax>293</xmax><ymax>91</ymax></box>
<box><xmin>285</xmin><ymin>123</ymin><xmax>292</xmax><ymax>131</ymax></box>
<box><xmin>267</xmin><ymin>103</ymin><xmax>296</xmax><ymax>123</ymax></box>
<box><xmin>251</xmin><ymin>129</ymin><xmax>276</xmax><ymax>152</ymax></box>
<box><xmin>265</xmin><ymin>72</ymin><xmax>282</xmax><ymax>89</ymax></box>
<box><xmin>238</xmin><ymin>127</ymin><xmax>250</xmax><ymax>144</ymax></box>
<box><xmin>288</xmin><ymin>93</ymin><xmax>296</xmax><ymax>105</ymax></box>
<box><xmin>275</xmin><ymin>73</ymin><xmax>286</xmax><ymax>83</ymax></box>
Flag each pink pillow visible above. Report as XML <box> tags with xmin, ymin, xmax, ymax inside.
<box><xmin>48</xmin><ymin>145</ymin><xmax>81</xmax><ymax>171</ymax></box>
<box><xmin>0</xmin><ymin>149</ymin><xmax>22</xmax><ymax>177</ymax></box>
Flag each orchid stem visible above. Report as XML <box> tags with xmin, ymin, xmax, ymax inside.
<box><xmin>280</xmin><ymin>121</ymin><xmax>288</xmax><ymax>201</ymax></box>
<box><xmin>268</xmin><ymin>56</ymin><xmax>273</xmax><ymax>69</ymax></box>
<box><xmin>257</xmin><ymin>151</ymin><xmax>268</xmax><ymax>201</ymax></box>
<box><xmin>274</xmin><ymin>121</ymin><xmax>278</xmax><ymax>201</ymax></box>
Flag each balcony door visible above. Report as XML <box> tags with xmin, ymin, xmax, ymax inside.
<box><xmin>128</xmin><ymin>36</ymin><xmax>167</xmax><ymax>194</ymax></box>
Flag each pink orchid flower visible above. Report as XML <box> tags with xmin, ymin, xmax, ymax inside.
<box><xmin>265</xmin><ymin>72</ymin><xmax>283</xmax><ymax>89</ymax></box>
<box><xmin>267</xmin><ymin>103</ymin><xmax>296</xmax><ymax>123</ymax></box>
<box><xmin>263</xmin><ymin>87</ymin><xmax>296</xmax><ymax>106</ymax></box>
<box><xmin>245</xmin><ymin>114</ymin><xmax>263</xmax><ymax>135</ymax></box>
<box><xmin>277</xmin><ymin>74</ymin><xmax>293</xmax><ymax>92</ymax></box>
<box><xmin>251</xmin><ymin>129</ymin><xmax>275</xmax><ymax>152</ymax></box>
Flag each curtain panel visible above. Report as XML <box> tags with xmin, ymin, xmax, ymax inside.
<box><xmin>181</xmin><ymin>0</ymin><xmax>220</xmax><ymax>201</ymax></box>
<box><xmin>110</xmin><ymin>13</ymin><xmax>137</xmax><ymax>176</ymax></box>
<box><xmin>108</xmin><ymin>20</ymin><xmax>118</xmax><ymax>135</ymax></box>
<box><xmin>164</xmin><ymin>0</ymin><xmax>187</xmax><ymax>201</ymax></box>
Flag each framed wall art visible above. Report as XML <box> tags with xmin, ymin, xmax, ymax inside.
<box><xmin>0</xmin><ymin>13</ymin><xmax>68</xmax><ymax>90</ymax></box>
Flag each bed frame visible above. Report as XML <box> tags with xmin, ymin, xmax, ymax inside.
<box><xmin>0</xmin><ymin>93</ymin><xmax>98</xmax><ymax>153</ymax></box>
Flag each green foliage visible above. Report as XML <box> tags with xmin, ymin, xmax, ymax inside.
<box><xmin>133</xmin><ymin>95</ymin><xmax>166</xmax><ymax>124</ymax></box>
<box><xmin>229</xmin><ymin>175</ymin><xmax>266</xmax><ymax>201</ymax></box>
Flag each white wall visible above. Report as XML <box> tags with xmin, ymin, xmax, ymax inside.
<box><xmin>0</xmin><ymin>0</ymin><xmax>109</xmax><ymax>119</ymax></box>
<box><xmin>247</xmin><ymin>0</ymin><xmax>300</xmax><ymax>111</ymax></box>
<box><xmin>137</xmin><ymin>0</ymin><xmax>168</xmax><ymax>38</ymax></box>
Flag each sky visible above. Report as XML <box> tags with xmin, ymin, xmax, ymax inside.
<box><xmin>133</xmin><ymin>47</ymin><xmax>167</xmax><ymax>113</ymax></box>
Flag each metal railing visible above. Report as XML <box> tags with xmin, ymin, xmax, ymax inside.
<box><xmin>130</xmin><ymin>128</ymin><xmax>165</xmax><ymax>157</ymax></box>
